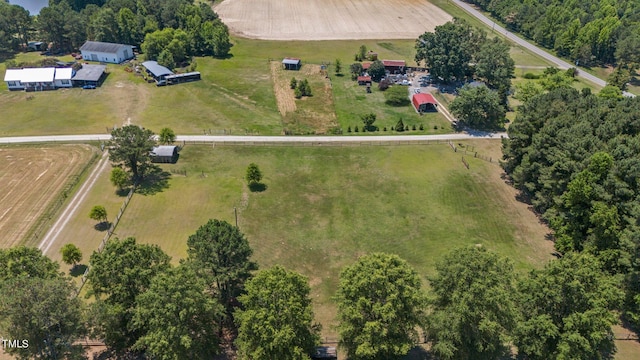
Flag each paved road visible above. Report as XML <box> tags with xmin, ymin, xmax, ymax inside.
<box><xmin>0</xmin><ymin>132</ymin><xmax>507</xmax><ymax>144</ymax></box>
<box><xmin>451</xmin><ymin>0</ymin><xmax>635</xmax><ymax>97</ymax></box>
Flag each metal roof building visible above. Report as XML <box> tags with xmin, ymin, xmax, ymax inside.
<box><xmin>282</xmin><ymin>57</ymin><xmax>301</xmax><ymax>70</ymax></box>
<box><xmin>150</xmin><ymin>146</ymin><xmax>179</xmax><ymax>163</ymax></box>
<box><xmin>72</xmin><ymin>64</ymin><xmax>107</xmax><ymax>86</ymax></box>
<box><xmin>412</xmin><ymin>93</ymin><xmax>438</xmax><ymax>113</ymax></box>
<box><xmin>80</xmin><ymin>41</ymin><xmax>134</xmax><ymax>64</ymax></box>
<box><xmin>142</xmin><ymin>61</ymin><xmax>174</xmax><ymax>82</ymax></box>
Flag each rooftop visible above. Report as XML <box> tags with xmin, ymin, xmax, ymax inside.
<box><xmin>382</xmin><ymin>60</ymin><xmax>406</xmax><ymax>67</ymax></box>
<box><xmin>151</xmin><ymin>146</ymin><xmax>177</xmax><ymax>157</ymax></box>
<box><xmin>413</xmin><ymin>93</ymin><xmax>437</xmax><ymax>104</ymax></box>
<box><xmin>142</xmin><ymin>61</ymin><xmax>174</xmax><ymax>77</ymax></box>
<box><xmin>54</xmin><ymin>67</ymin><xmax>73</xmax><ymax>80</ymax></box>
<box><xmin>3</xmin><ymin>68</ymin><xmax>56</xmax><ymax>83</ymax></box>
<box><xmin>72</xmin><ymin>64</ymin><xmax>106</xmax><ymax>82</ymax></box>
<box><xmin>80</xmin><ymin>41</ymin><xmax>132</xmax><ymax>54</ymax></box>
<box><xmin>282</xmin><ymin>58</ymin><xmax>301</xmax><ymax>65</ymax></box>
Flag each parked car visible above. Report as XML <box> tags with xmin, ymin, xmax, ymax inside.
<box><xmin>82</xmin><ymin>84</ymin><xmax>96</xmax><ymax>89</ymax></box>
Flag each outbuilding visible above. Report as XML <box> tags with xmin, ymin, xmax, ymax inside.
<box><xmin>412</xmin><ymin>93</ymin><xmax>438</xmax><ymax>112</ymax></box>
<box><xmin>382</xmin><ymin>60</ymin><xmax>406</xmax><ymax>74</ymax></box>
<box><xmin>150</xmin><ymin>146</ymin><xmax>179</xmax><ymax>163</ymax></box>
<box><xmin>142</xmin><ymin>61</ymin><xmax>174</xmax><ymax>84</ymax></box>
<box><xmin>312</xmin><ymin>347</ymin><xmax>337</xmax><ymax>360</ymax></box>
<box><xmin>282</xmin><ymin>58</ymin><xmax>301</xmax><ymax>70</ymax></box>
<box><xmin>357</xmin><ymin>75</ymin><xmax>372</xmax><ymax>86</ymax></box>
<box><xmin>80</xmin><ymin>41</ymin><xmax>134</xmax><ymax>64</ymax></box>
<box><xmin>71</xmin><ymin>64</ymin><xmax>107</xmax><ymax>87</ymax></box>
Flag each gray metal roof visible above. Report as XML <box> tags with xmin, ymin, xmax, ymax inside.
<box><xmin>151</xmin><ymin>146</ymin><xmax>177</xmax><ymax>157</ymax></box>
<box><xmin>142</xmin><ymin>61</ymin><xmax>174</xmax><ymax>77</ymax></box>
<box><xmin>72</xmin><ymin>64</ymin><xmax>106</xmax><ymax>82</ymax></box>
<box><xmin>282</xmin><ymin>58</ymin><xmax>301</xmax><ymax>65</ymax></box>
<box><xmin>80</xmin><ymin>41</ymin><xmax>132</xmax><ymax>54</ymax></box>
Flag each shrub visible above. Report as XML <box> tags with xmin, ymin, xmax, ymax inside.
<box><xmin>354</xmin><ymin>125</ymin><xmax>359</xmax><ymax>132</ymax></box>
<box><xmin>395</xmin><ymin>118</ymin><xmax>405</xmax><ymax>132</ymax></box>
<box><xmin>290</xmin><ymin>77</ymin><xmax>297</xmax><ymax>89</ymax></box>
<box><xmin>433</xmin><ymin>125</ymin><xmax>438</xmax><ymax>129</ymax></box>
<box><xmin>523</xmin><ymin>73</ymin><xmax>540</xmax><ymax>79</ymax></box>
<box><xmin>404</xmin><ymin>125</ymin><xmax>409</xmax><ymax>131</ymax></box>
<box><xmin>383</xmin><ymin>127</ymin><xmax>387</xmax><ymax>131</ymax></box>
<box><xmin>347</xmin><ymin>126</ymin><xmax>352</xmax><ymax>133</ymax></box>
<box><xmin>419</xmin><ymin>124</ymin><xmax>424</xmax><ymax>130</ymax></box>
<box><xmin>412</xmin><ymin>124</ymin><xmax>416</xmax><ymax>130</ymax></box>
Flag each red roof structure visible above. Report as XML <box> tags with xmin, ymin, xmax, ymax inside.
<box><xmin>357</xmin><ymin>75</ymin><xmax>372</xmax><ymax>85</ymax></box>
<box><xmin>362</xmin><ymin>62</ymin><xmax>371</xmax><ymax>70</ymax></box>
<box><xmin>412</xmin><ymin>93</ymin><xmax>438</xmax><ymax>112</ymax></box>
<box><xmin>382</xmin><ymin>60</ymin><xmax>406</xmax><ymax>67</ymax></box>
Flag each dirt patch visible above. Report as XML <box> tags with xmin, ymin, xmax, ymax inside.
<box><xmin>0</xmin><ymin>145</ymin><xmax>95</xmax><ymax>248</ymax></box>
<box><xmin>270</xmin><ymin>61</ymin><xmax>297</xmax><ymax>116</ymax></box>
<box><xmin>216</xmin><ymin>0</ymin><xmax>452</xmax><ymax>40</ymax></box>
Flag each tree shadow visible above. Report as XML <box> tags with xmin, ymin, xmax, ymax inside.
<box><xmin>248</xmin><ymin>182</ymin><xmax>267</xmax><ymax>192</ymax></box>
<box><xmin>92</xmin><ymin>349</ymin><xmax>146</xmax><ymax>360</ymax></box>
<box><xmin>115</xmin><ymin>188</ymin><xmax>130</xmax><ymax>197</ymax></box>
<box><xmin>94</xmin><ymin>221</ymin><xmax>112</xmax><ymax>232</ymax></box>
<box><xmin>70</xmin><ymin>264</ymin><xmax>88</xmax><ymax>277</ymax></box>
<box><xmin>136</xmin><ymin>166</ymin><xmax>171</xmax><ymax>196</ymax></box>
<box><xmin>404</xmin><ymin>345</ymin><xmax>432</xmax><ymax>359</ymax></box>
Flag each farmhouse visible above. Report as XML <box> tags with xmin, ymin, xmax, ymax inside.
<box><xmin>282</xmin><ymin>58</ymin><xmax>301</xmax><ymax>70</ymax></box>
<box><xmin>412</xmin><ymin>93</ymin><xmax>438</xmax><ymax>113</ymax></box>
<box><xmin>4</xmin><ymin>67</ymin><xmax>56</xmax><ymax>91</ymax></box>
<box><xmin>382</xmin><ymin>60</ymin><xmax>406</xmax><ymax>74</ymax></box>
<box><xmin>80</xmin><ymin>41</ymin><xmax>134</xmax><ymax>64</ymax></box>
<box><xmin>150</xmin><ymin>146</ymin><xmax>179</xmax><ymax>163</ymax></box>
<box><xmin>71</xmin><ymin>64</ymin><xmax>106</xmax><ymax>87</ymax></box>
<box><xmin>54</xmin><ymin>67</ymin><xmax>73</xmax><ymax>88</ymax></box>
<box><xmin>357</xmin><ymin>75</ymin><xmax>372</xmax><ymax>86</ymax></box>
<box><xmin>142</xmin><ymin>61</ymin><xmax>174</xmax><ymax>84</ymax></box>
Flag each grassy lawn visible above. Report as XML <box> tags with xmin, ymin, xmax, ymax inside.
<box><xmin>103</xmin><ymin>142</ymin><xmax>552</xmax><ymax>337</ymax></box>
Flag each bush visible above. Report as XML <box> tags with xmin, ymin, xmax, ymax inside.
<box><xmin>395</xmin><ymin>118</ymin><xmax>405</xmax><ymax>132</ymax></box>
<box><xmin>354</xmin><ymin>125</ymin><xmax>359</xmax><ymax>132</ymax></box>
<box><xmin>361</xmin><ymin>113</ymin><xmax>377</xmax><ymax>131</ymax></box>
<box><xmin>383</xmin><ymin>127</ymin><xmax>387</xmax><ymax>131</ymax></box>
<box><xmin>294</xmin><ymin>87</ymin><xmax>302</xmax><ymax>99</ymax></box>
<box><xmin>412</xmin><ymin>124</ymin><xmax>416</xmax><ymax>130</ymax></box>
<box><xmin>290</xmin><ymin>77</ymin><xmax>297</xmax><ymax>89</ymax></box>
<box><xmin>404</xmin><ymin>125</ymin><xmax>409</xmax><ymax>131</ymax></box>
<box><xmin>347</xmin><ymin>126</ymin><xmax>352</xmax><ymax>133</ymax></box>
<box><xmin>523</xmin><ymin>73</ymin><xmax>540</xmax><ymax>79</ymax></box>
<box><xmin>433</xmin><ymin>125</ymin><xmax>438</xmax><ymax>129</ymax></box>
<box><xmin>378</xmin><ymin>79</ymin><xmax>391</xmax><ymax>91</ymax></box>
<box><xmin>419</xmin><ymin>124</ymin><xmax>424</xmax><ymax>130</ymax></box>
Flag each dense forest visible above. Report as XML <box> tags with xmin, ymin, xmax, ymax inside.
<box><xmin>0</xmin><ymin>0</ymin><xmax>230</xmax><ymax>65</ymax></box>
<box><xmin>463</xmin><ymin>0</ymin><xmax>640</xmax><ymax>66</ymax></box>
<box><xmin>502</xmin><ymin>88</ymin><xmax>640</xmax><ymax>327</ymax></box>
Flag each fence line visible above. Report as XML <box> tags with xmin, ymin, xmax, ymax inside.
<box><xmin>180</xmin><ymin>139</ymin><xmax>450</xmax><ymax>147</ymax></box>
<box><xmin>76</xmin><ymin>185</ymin><xmax>136</xmax><ymax>296</ymax></box>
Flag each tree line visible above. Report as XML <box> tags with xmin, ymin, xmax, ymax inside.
<box><xmin>462</xmin><ymin>0</ymin><xmax>640</xmax><ymax>67</ymax></box>
<box><xmin>0</xmin><ymin>231</ymin><xmax>625</xmax><ymax>359</ymax></box>
<box><xmin>0</xmin><ymin>0</ymin><xmax>231</xmax><ymax>66</ymax></box>
<box><xmin>502</xmin><ymin>88</ymin><xmax>640</xmax><ymax>331</ymax></box>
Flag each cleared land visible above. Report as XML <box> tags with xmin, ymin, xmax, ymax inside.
<box><xmin>98</xmin><ymin>142</ymin><xmax>553</xmax><ymax>338</ymax></box>
<box><xmin>215</xmin><ymin>0</ymin><xmax>452</xmax><ymax>40</ymax></box>
<box><xmin>0</xmin><ymin>145</ymin><xmax>95</xmax><ymax>248</ymax></box>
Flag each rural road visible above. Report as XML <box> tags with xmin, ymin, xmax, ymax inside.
<box><xmin>451</xmin><ymin>0</ymin><xmax>635</xmax><ymax>97</ymax></box>
<box><xmin>0</xmin><ymin>132</ymin><xmax>507</xmax><ymax>145</ymax></box>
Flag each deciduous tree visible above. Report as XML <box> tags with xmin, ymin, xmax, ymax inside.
<box><xmin>158</xmin><ymin>127</ymin><xmax>176</xmax><ymax>144</ymax></box>
<box><xmin>336</xmin><ymin>253</ymin><xmax>426</xmax><ymax>360</ymax></box>
<box><xmin>368</xmin><ymin>60</ymin><xmax>386</xmax><ymax>82</ymax></box>
<box><xmin>427</xmin><ymin>246</ymin><xmax>517</xmax><ymax>360</ymax></box>
<box><xmin>0</xmin><ymin>246</ymin><xmax>60</xmax><ymax>280</ymax></box>
<box><xmin>133</xmin><ymin>265</ymin><xmax>224</xmax><ymax>359</ymax></box>
<box><xmin>450</xmin><ymin>84</ymin><xmax>505</xmax><ymax>129</ymax></box>
<box><xmin>235</xmin><ymin>266</ymin><xmax>320</xmax><ymax>360</ymax></box>
<box><xmin>245</xmin><ymin>163</ymin><xmax>262</xmax><ymax>184</ymax></box>
<box><xmin>335</xmin><ymin>58</ymin><xmax>342</xmax><ymax>75</ymax></box>
<box><xmin>475</xmin><ymin>37</ymin><xmax>514</xmax><ymax>104</ymax></box>
<box><xmin>186</xmin><ymin>219</ymin><xmax>257</xmax><ymax>319</ymax></box>
<box><xmin>109</xmin><ymin>125</ymin><xmax>157</xmax><ymax>181</ymax></box>
<box><xmin>61</xmin><ymin>243</ymin><xmax>82</xmax><ymax>268</ymax></box>
<box><xmin>89</xmin><ymin>205</ymin><xmax>108</xmax><ymax>223</ymax></box>
<box><xmin>110</xmin><ymin>167</ymin><xmax>130</xmax><ymax>190</ymax></box>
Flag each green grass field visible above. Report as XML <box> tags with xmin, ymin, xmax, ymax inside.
<box><xmin>91</xmin><ymin>142</ymin><xmax>553</xmax><ymax>337</ymax></box>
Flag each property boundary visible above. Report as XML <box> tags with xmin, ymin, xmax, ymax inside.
<box><xmin>76</xmin><ymin>184</ymin><xmax>136</xmax><ymax>296</ymax></box>
<box><xmin>180</xmin><ymin>139</ymin><xmax>451</xmax><ymax>147</ymax></box>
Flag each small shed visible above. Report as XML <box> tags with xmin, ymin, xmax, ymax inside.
<box><xmin>357</xmin><ymin>76</ymin><xmax>372</xmax><ymax>86</ymax></box>
<box><xmin>412</xmin><ymin>93</ymin><xmax>438</xmax><ymax>113</ymax></box>
<box><xmin>312</xmin><ymin>346</ymin><xmax>337</xmax><ymax>360</ymax></box>
<box><xmin>150</xmin><ymin>146</ymin><xmax>179</xmax><ymax>163</ymax></box>
<box><xmin>142</xmin><ymin>61</ymin><xmax>174</xmax><ymax>83</ymax></box>
<box><xmin>71</xmin><ymin>64</ymin><xmax>106</xmax><ymax>87</ymax></box>
<box><xmin>282</xmin><ymin>58</ymin><xmax>301</xmax><ymax>70</ymax></box>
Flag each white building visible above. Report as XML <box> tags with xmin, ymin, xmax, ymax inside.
<box><xmin>54</xmin><ymin>67</ymin><xmax>74</xmax><ymax>88</ymax></box>
<box><xmin>4</xmin><ymin>69</ymin><xmax>24</xmax><ymax>90</ymax></box>
<box><xmin>80</xmin><ymin>41</ymin><xmax>134</xmax><ymax>64</ymax></box>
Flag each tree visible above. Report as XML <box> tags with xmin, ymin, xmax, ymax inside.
<box><xmin>336</xmin><ymin>253</ymin><xmax>426</xmax><ymax>360</ymax></box>
<box><xmin>607</xmin><ymin>66</ymin><xmax>631</xmax><ymax>91</ymax></box>
<box><xmin>356</xmin><ymin>44</ymin><xmax>367</xmax><ymax>62</ymax></box>
<box><xmin>61</xmin><ymin>243</ymin><xmax>82</xmax><ymax>268</ymax></box>
<box><xmin>360</xmin><ymin>113</ymin><xmax>377</xmax><ymax>131</ymax></box>
<box><xmin>0</xmin><ymin>246</ymin><xmax>60</xmax><ymax>281</ymax></box>
<box><xmin>290</xmin><ymin>77</ymin><xmax>297</xmax><ymax>89</ymax></box>
<box><xmin>186</xmin><ymin>219</ymin><xmax>258</xmax><ymax>319</ymax></box>
<box><xmin>427</xmin><ymin>246</ymin><xmax>517</xmax><ymax>360</ymax></box>
<box><xmin>235</xmin><ymin>266</ymin><xmax>320</xmax><ymax>360</ymax></box>
<box><xmin>158</xmin><ymin>127</ymin><xmax>176</xmax><ymax>144</ymax></box>
<box><xmin>157</xmin><ymin>48</ymin><xmax>175</xmax><ymax>69</ymax></box>
<box><xmin>415</xmin><ymin>19</ymin><xmax>485</xmax><ymax>82</ymax></box>
<box><xmin>133</xmin><ymin>265</ymin><xmax>225</xmax><ymax>359</ymax></box>
<box><xmin>0</xmin><ymin>276</ymin><xmax>86</xmax><ymax>360</ymax></box>
<box><xmin>395</xmin><ymin>118</ymin><xmax>405</xmax><ymax>132</ymax></box>
<box><xmin>87</xmin><ymin>237</ymin><xmax>171</xmax><ymax>351</ymax></box>
<box><xmin>598</xmin><ymin>85</ymin><xmax>623</xmax><ymax>100</ymax></box>
<box><xmin>539</xmin><ymin>72</ymin><xmax>573</xmax><ymax>91</ymax></box>
<box><xmin>335</xmin><ymin>58</ymin><xmax>342</xmax><ymax>75</ymax></box>
<box><xmin>110</xmin><ymin>167</ymin><xmax>130</xmax><ymax>190</ymax></box>
<box><xmin>368</xmin><ymin>60</ymin><xmax>386</xmax><ymax>82</ymax></box>
<box><xmin>89</xmin><ymin>7</ymin><xmax>119</xmax><ymax>43</ymax></box>
<box><xmin>514</xmin><ymin>254</ymin><xmax>623</xmax><ymax>359</ymax></box>
<box><xmin>475</xmin><ymin>37</ymin><xmax>514</xmax><ymax>104</ymax></box>
<box><xmin>514</xmin><ymin>81</ymin><xmax>544</xmax><ymax>103</ymax></box>
<box><xmin>350</xmin><ymin>62</ymin><xmax>363</xmax><ymax>80</ymax></box>
<box><xmin>450</xmin><ymin>84</ymin><xmax>505</xmax><ymax>129</ymax></box>
<box><xmin>108</xmin><ymin>125</ymin><xmax>157</xmax><ymax>181</ymax></box>
<box><xmin>246</xmin><ymin>163</ymin><xmax>262</xmax><ymax>184</ymax></box>
<box><xmin>117</xmin><ymin>7</ymin><xmax>142</xmax><ymax>46</ymax></box>
<box><xmin>384</xmin><ymin>85</ymin><xmax>410</xmax><ymax>106</ymax></box>
<box><xmin>89</xmin><ymin>205</ymin><xmax>108</xmax><ymax>223</ymax></box>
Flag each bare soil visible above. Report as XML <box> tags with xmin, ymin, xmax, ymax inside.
<box><xmin>0</xmin><ymin>145</ymin><xmax>95</xmax><ymax>248</ymax></box>
<box><xmin>215</xmin><ymin>0</ymin><xmax>452</xmax><ymax>40</ymax></box>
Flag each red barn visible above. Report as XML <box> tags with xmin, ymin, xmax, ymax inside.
<box><xmin>412</xmin><ymin>93</ymin><xmax>438</xmax><ymax>112</ymax></box>
<box><xmin>382</xmin><ymin>60</ymin><xmax>406</xmax><ymax>73</ymax></box>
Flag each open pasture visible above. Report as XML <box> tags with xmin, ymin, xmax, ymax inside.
<box><xmin>104</xmin><ymin>142</ymin><xmax>553</xmax><ymax>337</ymax></box>
<box><xmin>216</xmin><ymin>0</ymin><xmax>452</xmax><ymax>40</ymax></box>
<box><xmin>0</xmin><ymin>145</ymin><xmax>96</xmax><ymax>248</ymax></box>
